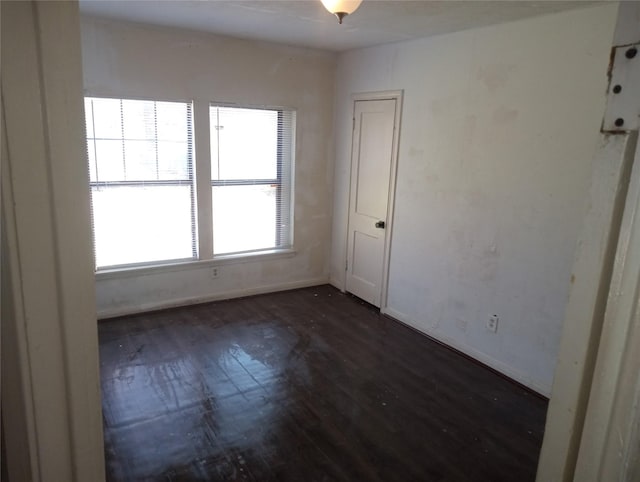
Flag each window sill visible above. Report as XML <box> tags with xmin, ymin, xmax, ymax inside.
<box><xmin>95</xmin><ymin>248</ymin><xmax>297</xmax><ymax>281</ymax></box>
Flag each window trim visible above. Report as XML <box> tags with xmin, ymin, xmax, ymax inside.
<box><xmin>86</xmin><ymin>97</ymin><xmax>197</xmax><ymax>270</ymax></box>
<box><xmin>209</xmin><ymin>103</ymin><xmax>295</xmax><ymax>256</ymax></box>
<box><xmin>86</xmin><ymin>96</ymin><xmax>297</xmax><ymax>274</ymax></box>
<box><xmin>95</xmin><ymin>248</ymin><xmax>297</xmax><ymax>280</ymax></box>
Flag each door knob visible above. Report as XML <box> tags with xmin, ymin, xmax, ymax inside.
<box><xmin>375</xmin><ymin>220</ymin><xmax>386</xmax><ymax>229</ymax></box>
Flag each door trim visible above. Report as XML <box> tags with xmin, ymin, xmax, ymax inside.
<box><xmin>346</xmin><ymin>90</ymin><xmax>403</xmax><ymax>311</ymax></box>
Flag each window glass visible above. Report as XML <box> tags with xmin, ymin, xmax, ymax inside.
<box><xmin>91</xmin><ymin>98</ymin><xmax>122</xmax><ymax>139</ymax></box>
<box><xmin>85</xmin><ymin>97</ymin><xmax>195</xmax><ymax>269</ymax></box>
<box><xmin>211</xmin><ymin>107</ymin><xmax>278</xmax><ymax>181</ymax></box>
<box><xmin>212</xmin><ymin>185</ymin><xmax>277</xmax><ymax>255</ymax></box>
<box><xmin>94</xmin><ymin>139</ymin><xmax>125</xmax><ymax>182</ymax></box>
<box><xmin>210</xmin><ymin>105</ymin><xmax>294</xmax><ymax>256</ymax></box>
<box><xmin>92</xmin><ymin>185</ymin><xmax>193</xmax><ymax>267</ymax></box>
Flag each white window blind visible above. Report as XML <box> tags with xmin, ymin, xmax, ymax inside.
<box><xmin>85</xmin><ymin>97</ymin><xmax>196</xmax><ymax>269</ymax></box>
<box><xmin>210</xmin><ymin>105</ymin><xmax>294</xmax><ymax>255</ymax></box>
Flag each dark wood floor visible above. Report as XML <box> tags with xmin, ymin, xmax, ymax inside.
<box><xmin>99</xmin><ymin>285</ymin><xmax>547</xmax><ymax>482</ymax></box>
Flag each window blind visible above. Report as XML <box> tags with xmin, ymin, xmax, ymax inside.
<box><xmin>85</xmin><ymin>97</ymin><xmax>196</xmax><ymax>268</ymax></box>
<box><xmin>209</xmin><ymin>105</ymin><xmax>295</xmax><ymax>255</ymax></box>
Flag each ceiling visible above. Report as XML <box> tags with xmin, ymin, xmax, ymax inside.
<box><xmin>78</xmin><ymin>0</ymin><xmax>603</xmax><ymax>52</ymax></box>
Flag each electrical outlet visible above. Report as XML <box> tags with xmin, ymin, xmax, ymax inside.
<box><xmin>487</xmin><ymin>314</ymin><xmax>499</xmax><ymax>333</ymax></box>
<box><xmin>210</xmin><ymin>267</ymin><xmax>219</xmax><ymax>279</ymax></box>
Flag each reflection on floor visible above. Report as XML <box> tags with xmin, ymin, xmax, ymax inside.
<box><xmin>99</xmin><ymin>285</ymin><xmax>547</xmax><ymax>481</ymax></box>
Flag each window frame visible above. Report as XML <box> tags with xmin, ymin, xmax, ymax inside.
<box><xmin>85</xmin><ymin>96</ymin><xmax>297</xmax><ymax>274</ymax></box>
<box><xmin>209</xmin><ymin>105</ymin><xmax>294</xmax><ymax>256</ymax></box>
<box><xmin>85</xmin><ymin>96</ymin><xmax>197</xmax><ymax>270</ymax></box>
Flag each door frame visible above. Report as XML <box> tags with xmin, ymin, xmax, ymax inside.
<box><xmin>2</xmin><ymin>2</ymin><xmax>105</xmax><ymax>480</ymax></box>
<box><xmin>345</xmin><ymin>90</ymin><xmax>403</xmax><ymax>311</ymax></box>
<box><xmin>536</xmin><ymin>2</ymin><xmax>640</xmax><ymax>480</ymax></box>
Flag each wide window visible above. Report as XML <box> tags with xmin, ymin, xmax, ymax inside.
<box><xmin>210</xmin><ymin>106</ymin><xmax>294</xmax><ymax>255</ymax></box>
<box><xmin>85</xmin><ymin>97</ymin><xmax>195</xmax><ymax>269</ymax></box>
<box><xmin>85</xmin><ymin>98</ymin><xmax>295</xmax><ymax>270</ymax></box>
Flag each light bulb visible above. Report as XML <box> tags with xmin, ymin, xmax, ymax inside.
<box><xmin>321</xmin><ymin>0</ymin><xmax>363</xmax><ymax>24</ymax></box>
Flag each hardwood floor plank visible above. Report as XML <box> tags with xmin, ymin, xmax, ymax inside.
<box><xmin>99</xmin><ymin>285</ymin><xmax>547</xmax><ymax>481</ymax></box>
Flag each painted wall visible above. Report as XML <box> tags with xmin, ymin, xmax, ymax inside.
<box><xmin>330</xmin><ymin>4</ymin><xmax>618</xmax><ymax>395</ymax></box>
<box><xmin>80</xmin><ymin>17</ymin><xmax>336</xmax><ymax>317</ymax></box>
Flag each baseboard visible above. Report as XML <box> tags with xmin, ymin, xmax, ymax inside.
<box><xmin>97</xmin><ymin>277</ymin><xmax>329</xmax><ymax>320</ymax></box>
<box><xmin>329</xmin><ymin>276</ymin><xmax>345</xmax><ymax>292</ymax></box>
<box><xmin>383</xmin><ymin>306</ymin><xmax>551</xmax><ymax>397</ymax></box>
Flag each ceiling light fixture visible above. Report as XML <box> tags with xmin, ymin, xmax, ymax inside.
<box><xmin>321</xmin><ymin>0</ymin><xmax>363</xmax><ymax>24</ymax></box>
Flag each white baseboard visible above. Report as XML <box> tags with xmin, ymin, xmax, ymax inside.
<box><xmin>383</xmin><ymin>306</ymin><xmax>551</xmax><ymax>397</ymax></box>
<box><xmin>329</xmin><ymin>276</ymin><xmax>345</xmax><ymax>291</ymax></box>
<box><xmin>97</xmin><ymin>277</ymin><xmax>329</xmax><ymax>320</ymax></box>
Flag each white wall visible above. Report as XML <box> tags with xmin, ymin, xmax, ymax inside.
<box><xmin>80</xmin><ymin>17</ymin><xmax>336</xmax><ymax>317</ymax></box>
<box><xmin>331</xmin><ymin>4</ymin><xmax>618</xmax><ymax>395</ymax></box>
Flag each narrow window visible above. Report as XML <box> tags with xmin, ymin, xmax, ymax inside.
<box><xmin>85</xmin><ymin>97</ymin><xmax>196</xmax><ymax>269</ymax></box>
<box><xmin>209</xmin><ymin>105</ymin><xmax>294</xmax><ymax>255</ymax></box>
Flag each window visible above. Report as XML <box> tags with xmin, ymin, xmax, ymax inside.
<box><xmin>84</xmin><ymin>98</ymin><xmax>295</xmax><ymax>270</ymax></box>
<box><xmin>210</xmin><ymin>106</ymin><xmax>294</xmax><ymax>255</ymax></box>
<box><xmin>85</xmin><ymin>98</ymin><xmax>195</xmax><ymax>269</ymax></box>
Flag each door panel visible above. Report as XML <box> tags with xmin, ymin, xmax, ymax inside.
<box><xmin>351</xmin><ymin>231</ymin><xmax>380</xmax><ymax>288</ymax></box>
<box><xmin>354</xmin><ymin>109</ymin><xmax>394</xmax><ymax>218</ymax></box>
<box><xmin>346</xmin><ymin>98</ymin><xmax>397</xmax><ymax>307</ymax></box>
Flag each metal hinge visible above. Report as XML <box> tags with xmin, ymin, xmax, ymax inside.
<box><xmin>345</xmin><ymin>259</ymin><xmax>348</xmax><ymax>271</ymax></box>
<box><xmin>603</xmin><ymin>43</ymin><xmax>639</xmax><ymax>133</ymax></box>
<box><xmin>352</xmin><ymin>117</ymin><xmax>355</xmax><ymax>130</ymax></box>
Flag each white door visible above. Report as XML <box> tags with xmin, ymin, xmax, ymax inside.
<box><xmin>346</xmin><ymin>97</ymin><xmax>399</xmax><ymax>307</ymax></box>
